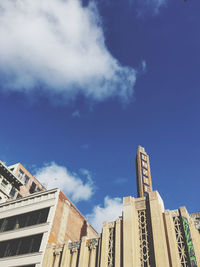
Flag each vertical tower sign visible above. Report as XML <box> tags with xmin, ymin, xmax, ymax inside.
<box><xmin>136</xmin><ymin>146</ymin><xmax>153</xmax><ymax>197</ymax></box>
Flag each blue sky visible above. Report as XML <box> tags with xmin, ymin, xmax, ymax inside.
<box><xmin>0</xmin><ymin>0</ymin><xmax>199</xmax><ymax>231</ymax></box>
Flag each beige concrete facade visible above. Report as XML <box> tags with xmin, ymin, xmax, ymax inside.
<box><xmin>43</xmin><ymin>190</ymin><xmax>200</xmax><ymax>267</ymax></box>
<box><xmin>40</xmin><ymin>146</ymin><xmax>200</xmax><ymax>266</ymax></box>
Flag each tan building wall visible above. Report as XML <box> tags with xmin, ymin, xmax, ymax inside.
<box><xmin>48</xmin><ymin>191</ymin><xmax>99</xmax><ymax>245</ymax></box>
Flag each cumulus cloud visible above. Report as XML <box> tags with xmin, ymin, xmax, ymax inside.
<box><xmin>34</xmin><ymin>162</ymin><xmax>94</xmax><ymax>202</ymax></box>
<box><xmin>0</xmin><ymin>0</ymin><xmax>136</xmax><ymax>103</ymax></box>
<box><xmin>86</xmin><ymin>196</ymin><xmax>123</xmax><ymax>233</ymax></box>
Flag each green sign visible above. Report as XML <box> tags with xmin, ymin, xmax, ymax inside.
<box><xmin>182</xmin><ymin>217</ymin><xmax>197</xmax><ymax>267</ymax></box>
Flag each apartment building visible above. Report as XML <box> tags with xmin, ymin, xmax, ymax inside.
<box><xmin>8</xmin><ymin>163</ymin><xmax>45</xmax><ymax>198</ymax></box>
<box><xmin>0</xmin><ymin>161</ymin><xmax>24</xmax><ymax>203</ymax></box>
<box><xmin>0</xmin><ymin>161</ymin><xmax>45</xmax><ymax>204</ymax></box>
<box><xmin>0</xmin><ymin>188</ymin><xmax>98</xmax><ymax>267</ymax></box>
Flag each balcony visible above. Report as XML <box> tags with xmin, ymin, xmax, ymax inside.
<box><xmin>0</xmin><ymin>183</ymin><xmax>10</xmax><ymax>198</ymax></box>
<box><xmin>0</xmin><ymin>161</ymin><xmax>24</xmax><ymax>188</ymax></box>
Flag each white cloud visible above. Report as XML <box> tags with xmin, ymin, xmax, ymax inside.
<box><xmin>72</xmin><ymin>110</ymin><xmax>80</xmax><ymax>118</ymax></box>
<box><xmin>0</xmin><ymin>0</ymin><xmax>136</xmax><ymax>103</ymax></box>
<box><xmin>79</xmin><ymin>168</ymin><xmax>92</xmax><ymax>181</ymax></box>
<box><xmin>141</xmin><ymin>60</ymin><xmax>147</xmax><ymax>72</ymax></box>
<box><xmin>34</xmin><ymin>162</ymin><xmax>94</xmax><ymax>202</ymax></box>
<box><xmin>86</xmin><ymin>196</ymin><xmax>123</xmax><ymax>233</ymax></box>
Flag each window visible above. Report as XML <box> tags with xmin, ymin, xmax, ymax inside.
<box><xmin>18</xmin><ymin>169</ymin><xmax>24</xmax><ymax>180</ymax></box>
<box><xmin>9</xmin><ymin>187</ymin><xmax>16</xmax><ymax>198</ymax></box>
<box><xmin>16</xmin><ymin>193</ymin><xmax>22</xmax><ymax>199</ymax></box>
<box><xmin>24</xmin><ymin>175</ymin><xmax>30</xmax><ymax>186</ymax></box>
<box><xmin>0</xmin><ymin>208</ymin><xmax>49</xmax><ymax>233</ymax></box>
<box><xmin>36</xmin><ymin>187</ymin><xmax>41</xmax><ymax>192</ymax></box>
<box><xmin>0</xmin><ymin>234</ymin><xmax>42</xmax><ymax>258</ymax></box>
<box><xmin>29</xmin><ymin>182</ymin><xmax>36</xmax><ymax>193</ymax></box>
<box><xmin>9</xmin><ymin>168</ymin><xmax>14</xmax><ymax>172</ymax></box>
<box><xmin>1</xmin><ymin>180</ymin><xmax>8</xmax><ymax>188</ymax></box>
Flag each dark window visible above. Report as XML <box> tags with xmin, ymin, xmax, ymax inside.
<box><xmin>36</xmin><ymin>187</ymin><xmax>41</xmax><ymax>192</ymax></box>
<box><xmin>29</xmin><ymin>182</ymin><xmax>36</xmax><ymax>193</ymax></box>
<box><xmin>24</xmin><ymin>175</ymin><xmax>30</xmax><ymax>186</ymax></box>
<box><xmin>1</xmin><ymin>180</ymin><xmax>8</xmax><ymax>188</ymax></box>
<box><xmin>9</xmin><ymin>187</ymin><xmax>16</xmax><ymax>198</ymax></box>
<box><xmin>0</xmin><ymin>208</ymin><xmax>49</xmax><ymax>233</ymax></box>
<box><xmin>16</xmin><ymin>193</ymin><xmax>22</xmax><ymax>199</ymax></box>
<box><xmin>18</xmin><ymin>169</ymin><xmax>24</xmax><ymax>180</ymax></box>
<box><xmin>0</xmin><ymin>234</ymin><xmax>42</xmax><ymax>258</ymax></box>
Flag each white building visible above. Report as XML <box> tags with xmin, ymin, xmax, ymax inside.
<box><xmin>0</xmin><ymin>161</ymin><xmax>24</xmax><ymax>203</ymax></box>
<box><xmin>0</xmin><ymin>187</ymin><xmax>98</xmax><ymax>267</ymax></box>
<box><xmin>0</xmin><ymin>188</ymin><xmax>59</xmax><ymax>267</ymax></box>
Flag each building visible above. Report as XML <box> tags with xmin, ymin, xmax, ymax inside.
<box><xmin>0</xmin><ymin>160</ymin><xmax>24</xmax><ymax>203</ymax></box>
<box><xmin>0</xmin><ymin>189</ymin><xmax>98</xmax><ymax>267</ymax></box>
<box><xmin>8</xmin><ymin>162</ymin><xmax>45</xmax><ymax>198</ymax></box>
<box><xmin>0</xmin><ymin>146</ymin><xmax>199</xmax><ymax>267</ymax></box>
<box><xmin>43</xmin><ymin>146</ymin><xmax>200</xmax><ymax>267</ymax></box>
<box><xmin>0</xmin><ymin>161</ymin><xmax>45</xmax><ymax>203</ymax></box>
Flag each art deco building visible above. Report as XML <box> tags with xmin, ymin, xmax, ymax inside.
<box><xmin>0</xmin><ymin>146</ymin><xmax>199</xmax><ymax>267</ymax></box>
<box><xmin>42</xmin><ymin>146</ymin><xmax>200</xmax><ymax>267</ymax></box>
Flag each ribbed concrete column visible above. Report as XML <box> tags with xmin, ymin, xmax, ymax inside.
<box><xmin>78</xmin><ymin>237</ymin><xmax>89</xmax><ymax>267</ymax></box>
<box><xmin>148</xmin><ymin>191</ymin><xmax>170</xmax><ymax>267</ymax></box>
<box><xmin>89</xmin><ymin>246</ymin><xmax>96</xmax><ymax>267</ymax></box>
<box><xmin>71</xmin><ymin>248</ymin><xmax>78</xmax><ymax>267</ymax></box>
<box><xmin>97</xmin><ymin>237</ymin><xmax>101</xmax><ymax>267</ymax></box>
<box><xmin>53</xmin><ymin>247</ymin><xmax>62</xmax><ymax>267</ymax></box>
<box><xmin>123</xmin><ymin>196</ymin><xmax>140</xmax><ymax>267</ymax></box>
<box><xmin>115</xmin><ymin>218</ymin><xmax>122</xmax><ymax>267</ymax></box>
<box><xmin>100</xmin><ymin>222</ymin><xmax>109</xmax><ymax>267</ymax></box>
<box><xmin>60</xmin><ymin>242</ymin><xmax>70</xmax><ymax>267</ymax></box>
<box><xmin>42</xmin><ymin>244</ymin><xmax>54</xmax><ymax>267</ymax></box>
<box><xmin>164</xmin><ymin>210</ymin><xmax>181</xmax><ymax>267</ymax></box>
